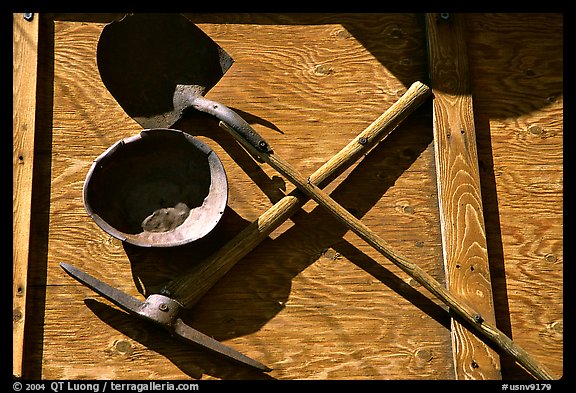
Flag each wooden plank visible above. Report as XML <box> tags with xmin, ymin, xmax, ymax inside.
<box><xmin>466</xmin><ymin>13</ymin><xmax>563</xmax><ymax>379</ymax></box>
<box><xmin>13</xmin><ymin>12</ymin><xmax>40</xmax><ymax>379</ymax></box>
<box><xmin>425</xmin><ymin>13</ymin><xmax>501</xmax><ymax>379</ymax></box>
<box><xmin>19</xmin><ymin>12</ymin><xmax>564</xmax><ymax>380</ymax></box>
<box><xmin>23</xmin><ymin>14</ymin><xmax>456</xmax><ymax>380</ymax></box>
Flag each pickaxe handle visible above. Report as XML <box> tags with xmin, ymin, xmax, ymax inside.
<box><xmin>161</xmin><ymin>81</ymin><xmax>430</xmax><ymax>307</ymax></box>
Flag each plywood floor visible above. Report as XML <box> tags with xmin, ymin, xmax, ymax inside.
<box><xmin>18</xmin><ymin>13</ymin><xmax>562</xmax><ymax>380</ymax></box>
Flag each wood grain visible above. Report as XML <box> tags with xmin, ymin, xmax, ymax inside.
<box><xmin>20</xmin><ymin>13</ymin><xmax>562</xmax><ymax>380</ymax></box>
<box><xmin>24</xmin><ymin>14</ymin><xmax>454</xmax><ymax>380</ymax></box>
<box><xmin>13</xmin><ymin>13</ymin><xmax>39</xmax><ymax>379</ymax></box>
<box><xmin>466</xmin><ymin>13</ymin><xmax>563</xmax><ymax>379</ymax></box>
<box><xmin>425</xmin><ymin>13</ymin><xmax>501</xmax><ymax>379</ymax></box>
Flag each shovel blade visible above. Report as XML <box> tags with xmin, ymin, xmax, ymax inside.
<box><xmin>97</xmin><ymin>13</ymin><xmax>234</xmax><ymax>129</ymax></box>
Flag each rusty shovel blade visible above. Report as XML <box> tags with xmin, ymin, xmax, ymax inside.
<box><xmin>97</xmin><ymin>13</ymin><xmax>271</xmax><ymax>159</ymax></box>
<box><xmin>97</xmin><ymin>13</ymin><xmax>234</xmax><ymax>129</ymax></box>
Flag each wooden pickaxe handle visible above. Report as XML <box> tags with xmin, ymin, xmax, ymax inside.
<box><xmin>161</xmin><ymin>81</ymin><xmax>430</xmax><ymax>307</ymax></box>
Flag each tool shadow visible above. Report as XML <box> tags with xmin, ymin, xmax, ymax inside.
<box><xmin>120</xmin><ymin>103</ymin><xmax>449</xmax><ymax>378</ymax></box>
<box><xmin>21</xmin><ymin>13</ymin><xmax>561</xmax><ymax>380</ymax></box>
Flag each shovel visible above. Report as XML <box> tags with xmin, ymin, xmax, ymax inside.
<box><xmin>95</xmin><ymin>14</ymin><xmax>553</xmax><ymax>379</ymax></box>
<box><xmin>97</xmin><ymin>13</ymin><xmax>269</xmax><ymax>162</ymax></box>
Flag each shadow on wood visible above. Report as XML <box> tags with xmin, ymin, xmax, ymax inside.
<box><xmin>21</xmin><ymin>16</ymin><xmax>56</xmax><ymax>379</ymax></box>
<box><xmin>47</xmin><ymin>13</ymin><xmax>560</xmax><ymax>118</ymax></box>
<box><xmin>122</xmin><ymin>104</ymin><xmax>435</xmax><ymax>356</ymax></box>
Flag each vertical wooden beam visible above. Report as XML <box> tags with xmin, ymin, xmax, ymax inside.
<box><xmin>13</xmin><ymin>12</ymin><xmax>40</xmax><ymax>379</ymax></box>
<box><xmin>425</xmin><ymin>13</ymin><xmax>502</xmax><ymax>379</ymax></box>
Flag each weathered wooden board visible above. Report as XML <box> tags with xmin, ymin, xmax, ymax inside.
<box><xmin>23</xmin><ymin>13</ymin><xmax>452</xmax><ymax>380</ymax></box>
<box><xmin>426</xmin><ymin>13</ymin><xmax>501</xmax><ymax>379</ymax></box>
<box><xmin>466</xmin><ymin>13</ymin><xmax>563</xmax><ymax>378</ymax></box>
<box><xmin>17</xmin><ymin>13</ymin><xmax>562</xmax><ymax>380</ymax></box>
<box><xmin>13</xmin><ymin>12</ymin><xmax>40</xmax><ymax>379</ymax></box>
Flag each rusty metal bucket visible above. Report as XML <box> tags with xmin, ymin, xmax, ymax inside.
<box><xmin>83</xmin><ymin>128</ymin><xmax>228</xmax><ymax>247</ymax></box>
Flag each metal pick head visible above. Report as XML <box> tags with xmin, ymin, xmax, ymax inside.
<box><xmin>60</xmin><ymin>262</ymin><xmax>271</xmax><ymax>372</ymax></box>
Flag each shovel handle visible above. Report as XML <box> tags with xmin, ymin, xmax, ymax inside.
<box><xmin>213</xmin><ymin>89</ymin><xmax>554</xmax><ymax>379</ymax></box>
<box><xmin>192</xmin><ymin>96</ymin><xmax>271</xmax><ymax>163</ymax></box>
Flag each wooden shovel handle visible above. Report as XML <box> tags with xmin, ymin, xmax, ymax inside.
<box><xmin>161</xmin><ymin>81</ymin><xmax>430</xmax><ymax>307</ymax></box>
<box><xmin>265</xmin><ymin>153</ymin><xmax>554</xmax><ymax>381</ymax></box>
<box><xmin>215</xmin><ymin>88</ymin><xmax>554</xmax><ymax>379</ymax></box>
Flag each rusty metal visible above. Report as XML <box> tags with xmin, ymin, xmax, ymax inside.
<box><xmin>96</xmin><ymin>13</ymin><xmax>271</xmax><ymax>162</ymax></box>
<box><xmin>83</xmin><ymin>128</ymin><xmax>228</xmax><ymax>247</ymax></box>
<box><xmin>60</xmin><ymin>262</ymin><xmax>270</xmax><ymax>371</ymax></box>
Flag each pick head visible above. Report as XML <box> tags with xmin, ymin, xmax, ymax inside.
<box><xmin>60</xmin><ymin>262</ymin><xmax>145</xmax><ymax>317</ymax></box>
<box><xmin>60</xmin><ymin>262</ymin><xmax>271</xmax><ymax>372</ymax></box>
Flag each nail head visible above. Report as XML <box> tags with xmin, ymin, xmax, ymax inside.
<box><xmin>114</xmin><ymin>339</ymin><xmax>133</xmax><ymax>354</ymax></box>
